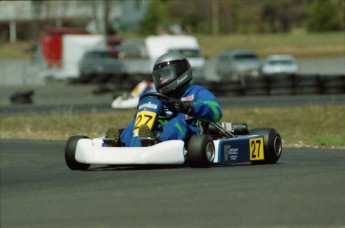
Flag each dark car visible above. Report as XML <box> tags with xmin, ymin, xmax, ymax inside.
<box><xmin>216</xmin><ymin>50</ymin><xmax>261</xmax><ymax>83</ymax></box>
<box><xmin>78</xmin><ymin>50</ymin><xmax>124</xmax><ymax>83</ymax></box>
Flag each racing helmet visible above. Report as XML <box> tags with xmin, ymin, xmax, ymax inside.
<box><xmin>152</xmin><ymin>52</ymin><xmax>192</xmax><ymax>94</ymax></box>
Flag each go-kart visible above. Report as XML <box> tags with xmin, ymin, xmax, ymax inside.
<box><xmin>111</xmin><ymin>80</ymin><xmax>155</xmax><ymax>109</ymax></box>
<box><xmin>65</xmin><ymin>92</ymin><xmax>282</xmax><ymax>170</ymax></box>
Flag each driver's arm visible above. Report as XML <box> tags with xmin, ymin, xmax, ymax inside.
<box><xmin>192</xmin><ymin>90</ymin><xmax>222</xmax><ymax>122</ymax></box>
<box><xmin>168</xmin><ymin>89</ymin><xmax>222</xmax><ymax>122</ymax></box>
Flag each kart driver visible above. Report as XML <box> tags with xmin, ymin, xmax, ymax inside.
<box><xmin>104</xmin><ymin>51</ymin><xmax>223</xmax><ymax>147</ymax></box>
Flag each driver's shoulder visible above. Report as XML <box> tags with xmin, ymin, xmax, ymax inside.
<box><xmin>186</xmin><ymin>84</ymin><xmax>208</xmax><ymax>94</ymax></box>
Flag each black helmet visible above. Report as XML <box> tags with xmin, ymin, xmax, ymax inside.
<box><xmin>152</xmin><ymin>52</ymin><xmax>192</xmax><ymax>94</ymax></box>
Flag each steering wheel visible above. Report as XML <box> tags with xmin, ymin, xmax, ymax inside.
<box><xmin>139</xmin><ymin>92</ymin><xmax>178</xmax><ymax>120</ymax></box>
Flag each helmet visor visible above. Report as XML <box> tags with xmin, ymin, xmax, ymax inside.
<box><xmin>152</xmin><ymin>65</ymin><xmax>176</xmax><ymax>88</ymax></box>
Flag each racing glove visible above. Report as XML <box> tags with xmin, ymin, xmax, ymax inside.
<box><xmin>167</xmin><ymin>100</ymin><xmax>194</xmax><ymax>115</ymax></box>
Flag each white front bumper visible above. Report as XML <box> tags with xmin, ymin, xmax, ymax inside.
<box><xmin>75</xmin><ymin>138</ymin><xmax>186</xmax><ymax>165</ymax></box>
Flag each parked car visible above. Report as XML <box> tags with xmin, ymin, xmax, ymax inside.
<box><xmin>168</xmin><ymin>48</ymin><xmax>205</xmax><ymax>80</ymax></box>
<box><xmin>261</xmin><ymin>55</ymin><xmax>299</xmax><ymax>75</ymax></box>
<box><xmin>216</xmin><ymin>50</ymin><xmax>261</xmax><ymax>82</ymax></box>
<box><xmin>78</xmin><ymin>50</ymin><xmax>124</xmax><ymax>83</ymax></box>
<box><xmin>114</xmin><ymin>35</ymin><xmax>206</xmax><ymax>81</ymax></box>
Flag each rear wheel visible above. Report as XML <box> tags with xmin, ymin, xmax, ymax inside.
<box><xmin>250</xmin><ymin>128</ymin><xmax>282</xmax><ymax>164</ymax></box>
<box><xmin>65</xmin><ymin>136</ymin><xmax>91</xmax><ymax>170</ymax></box>
<box><xmin>187</xmin><ymin>135</ymin><xmax>215</xmax><ymax>168</ymax></box>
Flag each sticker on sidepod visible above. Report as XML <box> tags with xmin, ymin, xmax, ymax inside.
<box><xmin>249</xmin><ymin>138</ymin><xmax>264</xmax><ymax>160</ymax></box>
<box><xmin>218</xmin><ymin>137</ymin><xmax>253</xmax><ymax>162</ymax></box>
<box><xmin>223</xmin><ymin>145</ymin><xmax>239</xmax><ymax>161</ymax></box>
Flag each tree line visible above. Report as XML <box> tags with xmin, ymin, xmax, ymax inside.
<box><xmin>139</xmin><ymin>0</ymin><xmax>344</xmax><ymax>35</ymax></box>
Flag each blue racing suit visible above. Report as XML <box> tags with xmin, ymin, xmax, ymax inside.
<box><xmin>120</xmin><ymin>84</ymin><xmax>222</xmax><ymax>147</ymax></box>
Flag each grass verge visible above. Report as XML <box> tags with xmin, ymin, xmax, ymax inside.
<box><xmin>0</xmin><ymin>32</ymin><xmax>344</xmax><ymax>60</ymax></box>
<box><xmin>196</xmin><ymin>32</ymin><xmax>345</xmax><ymax>58</ymax></box>
<box><xmin>1</xmin><ymin>105</ymin><xmax>344</xmax><ymax>148</ymax></box>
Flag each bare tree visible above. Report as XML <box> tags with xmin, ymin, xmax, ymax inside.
<box><xmin>212</xmin><ymin>0</ymin><xmax>219</xmax><ymax>35</ymax></box>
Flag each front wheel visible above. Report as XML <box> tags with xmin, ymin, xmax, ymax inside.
<box><xmin>187</xmin><ymin>135</ymin><xmax>215</xmax><ymax>168</ymax></box>
<box><xmin>250</xmin><ymin>128</ymin><xmax>282</xmax><ymax>164</ymax></box>
<box><xmin>65</xmin><ymin>135</ymin><xmax>91</xmax><ymax>170</ymax></box>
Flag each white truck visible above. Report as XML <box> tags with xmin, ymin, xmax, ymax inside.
<box><xmin>116</xmin><ymin>35</ymin><xmax>206</xmax><ymax>82</ymax></box>
<box><xmin>39</xmin><ymin>28</ymin><xmax>107</xmax><ymax>80</ymax></box>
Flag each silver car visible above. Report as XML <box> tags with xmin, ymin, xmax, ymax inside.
<box><xmin>79</xmin><ymin>50</ymin><xmax>124</xmax><ymax>83</ymax></box>
<box><xmin>216</xmin><ymin>50</ymin><xmax>261</xmax><ymax>82</ymax></box>
<box><xmin>261</xmin><ymin>55</ymin><xmax>299</xmax><ymax>75</ymax></box>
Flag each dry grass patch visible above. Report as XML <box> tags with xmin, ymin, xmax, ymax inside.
<box><xmin>0</xmin><ymin>41</ymin><xmax>33</xmax><ymax>60</ymax></box>
<box><xmin>222</xmin><ymin>105</ymin><xmax>345</xmax><ymax>148</ymax></box>
<box><xmin>1</xmin><ymin>105</ymin><xmax>344</xmax><ymax>148</ymax></box>
<box><xmin>196</xmin><ymin>32</ymin><xmax>345</xmax><ymax>58</ymax></box>
<box><xmin>1</xmin><ymin>32</ymin><xmax>344</xmax><ymax>59</ymax></box>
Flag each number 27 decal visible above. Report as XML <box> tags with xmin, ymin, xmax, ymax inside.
<box><xmin>249</xmin><ymin>138</ymin><xmax>264</xmax><ymax>160</ymax></box>
<box><xmin>133</xmin><ymin>110</ymin><xmax>157</xmax><ymax>133</ymax></box>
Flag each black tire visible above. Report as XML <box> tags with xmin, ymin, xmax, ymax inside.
<box><xmin>268</xmin><ymin>74</ymin><xmax>295</xmax><ymax>95</ymax></box>
<box><xmin>225</xmin><ymin>81</ymin><xmax>245</xmax><ymax>96</ymax></box>
<box><xmin>295</xmin><ymin>75</ymin><xmax>322</xmax><ymax>95</ymax></box>
<box><xmin>79</xmin><ymin>73</ymin><xmax>94</xmax><ymax>83</ymax></box>
<box><xmin>204</xmin><ymin>81</ymin><xmax>220</xmax><ymax>96</ymax></box>
<box><xmin>187</xmin><ymin>135</ymin><xmax>215</xmax><ymax>168</ymax></box>
<box><xmin>244</xmin><ymin>76</ymin><xmax>269</xmax><ymax>96</ymax></box>
<box><xmin>269</xmin><ymin>87</ymin><xmax>295</xmax><ymax>96</ymax></box>
<box><xmin>65</xmin><ymin>135</ymin><xmax>91</xmax><ymax>170</ymax></box>
<box><xmin>250</xmin><ymin>128</ymin><xmax>282</xmax><ymax>164</ymax></box>
<box><xmin>320</xmin><ymin>75</ymin><xmax>345</xmax><ymax>94</ymax></box>
<box><xmin>211</xmin><ymin>80</ymin><xmax>245</xmax><ymax>97</ymax></box>
<box><xmin>10</xmin><ymin>90</ymin><xmax>34</xmax><ymax>104</ymax></box>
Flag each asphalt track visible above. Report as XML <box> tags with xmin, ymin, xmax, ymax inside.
<box><xmin>1</xmin><ymin>85</ymin><xmax>345</xmax><ymax>115</ymax></box>
<box><xmin>1</xmin><ymin>80</ymin><xmax>345</xmax><ymax>227</ymax></box>
<box><xmin>1</xmin><ymin>139</ymin><xmax>345</xmax><ymax>228</ymax></box>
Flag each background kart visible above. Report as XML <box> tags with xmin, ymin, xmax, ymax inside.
<box><xmin>65</xmin><ymin>93</ymin><xmax>282</xmax><ymax>170</ymax></box>
<box><xmin>111</xmin><ymin>80</ymin><xmax>155</xmax><ymax>109</ymax></box>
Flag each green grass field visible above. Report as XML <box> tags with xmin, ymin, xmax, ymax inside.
<box><xmin>0</xmin><ymin>31</ymin><xmax>344</xmax><ymax>60</ymax></box>
<box><xmin>196</xmin><ymin>31</ymin><xmax>345</xmax><ymax>58</ymax></box>
<box><xmin>1</xmin><ymin>105</ymin><xmax>344</xmax><ymax>148</ymax></box>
